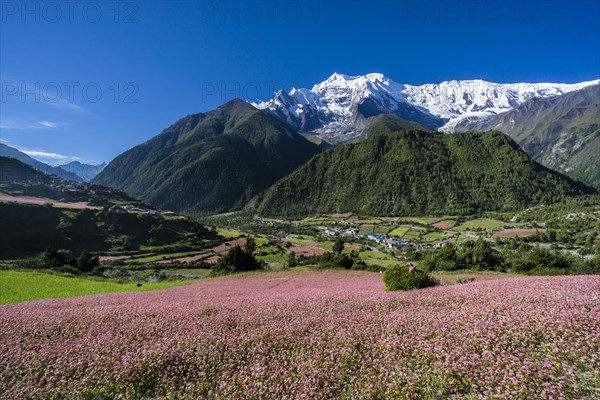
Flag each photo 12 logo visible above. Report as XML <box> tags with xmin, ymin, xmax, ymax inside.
<box><xmin>1</xmin><ymin>1</ymin><xmax>140</xmax><ymax>23</ymax></box>
<box><xmin>200</xmin><ymin>1</ymin><xmax>340</xmax><ymax>23</ymax></box>
<box><xmin>200</xmin><ymin>81</ymin><xmax>298</xmax><ymax>103</ymax></box>
<box><xmin>399</xmin><ymin>1</ymin><xmax>539</xmax><ymax>23</ymax></box>
<box><xmin>1</xmin><ymin>81</ymin><xmax>140</xmax><ymax>104</ymax></box>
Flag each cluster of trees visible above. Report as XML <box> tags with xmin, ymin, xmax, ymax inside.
<box><xmin>421</xmin><ymin>238</ymin><xmax>599</xmax><ymax>275</ymax></box>
<box><xmin>503</xmin><ymin>232</ymin><xmax>599</xmax><ymax>255</ymax></box>
<box><xmin>42</xmin><ymin>246</ymin><xmax>100</xmax><ymax>274</ymax></box>
<box><xmin>286</xmin><ymin>237</ymin><xmax>370</xmax><ymax>271</ymax></box>
<box><xmin>211</xmin><ymin>237</ymin><xmax>265</xmax><ymax>275</ymax></box>
<box><xmin>421</xmin><ymin>239</ymin><xmax>502</xmax><ymax>272</ymax></box>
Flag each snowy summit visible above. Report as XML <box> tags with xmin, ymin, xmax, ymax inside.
<box><xmin>254</xmin><ymin>73</ymin><xmax>600</xmax><ymax>143</ymax></box>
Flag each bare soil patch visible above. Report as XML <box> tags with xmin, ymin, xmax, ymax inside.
<box><xmin>492</xmin><ymin>228</ymin><xmax>546</xmax><ymax>238</ymax></box>
<box><xmin>0</xmin><ymin>193</ymin><xmax>98</xmax><ymax>209</ymax></box>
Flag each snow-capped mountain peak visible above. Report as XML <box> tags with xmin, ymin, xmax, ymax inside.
<box><xmin>254</xmin><ymin>73</ymin><xmax>600</xmax><ymax>143</ymax></box>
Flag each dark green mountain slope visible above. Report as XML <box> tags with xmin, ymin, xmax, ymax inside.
<box><xmin>93</xmin><ymin>99</ymin><xmax>322</xmax><ymax>214</ymax></box>
<box><xmin>453</xmin><ymin>84</ymin><xmax>600</xmax><ymax>189</ymax></box>
<box><xmin>0</xmin><ymin>157</ymin><xmax>51</xmax><ymax>183</ymax></box>
<box><xmin>0</xmin><ymin>181</ymin><xmax>218</xmax><ymax>259</ymax></box>
<box><xmin>250</xmin><ymin>130</ymin><xmax>595</xmax><ymax>217</ymax></box>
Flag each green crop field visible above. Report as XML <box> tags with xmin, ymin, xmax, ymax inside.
<box><xmin>255</xmin><ymin>236</ymin><xmax>271</xmax><ymax>246</ymax></box>
<box><xmin>0</xmin><ymin>271</ymin><xmax>190</xmax><ymax>304</ymax></box>
<box><xmin>285</xmin><ymin>237</ymin><xmax>314</xmax><ymax>246</ymax></box>
<box><xmin>435</xmin><ymin>220</ymin><xmax>456</xmax><ymax>226</ymax></box>
<box><xmin>217</xmin><ymin>228</ymin><xmax>242</xmax><ymax>239</ymax></box>
<box><xmin>422</xmin><ymin>231</ymin><xmax>447</xmax><ymax>240</ymax></box>
<box><xmin>401</xmin><ymin>228</ymin><xmax>424</xmax><ymax>240</ymax></box>
<box><xmin>403</xmin><ymin>217</ymin><xmax>441</xmax><ymax>224</ymax></box>
<box><xmin>355</xmin><ymin>219</ymin><xmax>383</xmax><ymax>224</ymax></box>
<box><xmin>359</xmin><ymin>250</ymin><xmax>398</xmax><ymax>267</ymax></box>
<box><xmin>388</xmin><ymin>226</ymin><xmax>410</xmax><ymax>237</ymax></box>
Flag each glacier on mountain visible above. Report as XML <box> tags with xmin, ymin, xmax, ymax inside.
<box><xmin>254</xmin><ymin>73</ymin><xmax>599</xmax><ymax>142</ymax></box>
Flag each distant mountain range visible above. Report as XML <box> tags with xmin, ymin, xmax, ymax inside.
<box><xmin>249</xmin><ymin>119</ymin><xmax>594</xmax><ymax>216</ymax></box>
<box><xmin>59</xmin><ymin>161</ymin><xmax>107</xmax><ymax>182</ymax></box>
<box><xmin>0</xmin><ymin>144</ymin><xmax>84</xmax><ymax>182</ymax></box>
<box><xmin>93</xmin><ymin>97</ymin><xmax>597</xmax><ymax>216</ymax></box>
<box><xmin>453</xmin><ymin>84</ymin><xmax>600</xmax><ymax>189</ymax></box>
<box><xmin>92</xmin><ymin>99</ymin><xmax>321</xmax><ymax>214</ymax></box>
<box><xmin>254</xmin><ymin>73</ymin><xmax>599</xmax><ymax>189</ymax></box>
<box><xmin>255</xmin><ymin>73</ymin><xmax>599</xmax><ymax>143</ymax></box>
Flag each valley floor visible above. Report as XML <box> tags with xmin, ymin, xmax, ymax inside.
<box><xmin>1</xmin><ymin>271</ymin><xmax>598</xmax><ymax>399</ymax></box>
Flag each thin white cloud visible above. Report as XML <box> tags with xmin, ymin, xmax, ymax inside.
<box><xmin>2</xmin><ymin>82</ymin><xmax>90</xmax><ymax>114</ymax></box>
<box><xmin>47</xmin><ymin>98</ymin><xmax>90</xmax><ymax>114</ymax></box>
<box><xmin>0</xmin><ymin>119</ymin><xmax>63</xmax><ymax>130</ymax></box>
<box><xmin>17</xmin><ymin>147</ymin><xmax>80</xmax><ymax>165</ymax></box>
<box><xmin>20</xmin><ymin>149</ymin><xmax>68</xmax><ymax>161</ymax></box>
<box><xmin>0</xmin><ymin>121</ymin><xmax>39</xmax><ymax>130</ymax></box>
<box><xmin>37</xmin><ymin>120</ymin><xmax>59</xmax><ymax>129</ymax></box>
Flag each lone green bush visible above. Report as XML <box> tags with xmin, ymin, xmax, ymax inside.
<box><xmin>382</xmin><ymin>264</ymin><xmax>437</xmax><ymax>291</ymax></box>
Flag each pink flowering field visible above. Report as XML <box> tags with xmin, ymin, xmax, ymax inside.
<box><xmin>1</xmin><ymin>272</ymin><xmax>599</xmax><ymax>399</ymax></box>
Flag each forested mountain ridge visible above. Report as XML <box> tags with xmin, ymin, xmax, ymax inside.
<box><xmin>93</xmin><ymin>99</ymin><xmax>322</xmax><ymax>214</ymax></box>
<box><xmin>249</xmin><ymin>129</ymin><xmax>595</xmax><ymax>217</ymax></box>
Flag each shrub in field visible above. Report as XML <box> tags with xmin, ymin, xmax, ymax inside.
<box><xmin>382</xmin><ymin>264</ymin><xmax>436</xmax><ymax>291</ymax></box>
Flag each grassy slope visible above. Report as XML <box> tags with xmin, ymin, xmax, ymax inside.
<box><xmin>0</xmin><ymin>270</ymin><xmax>188</xmax><ymax>304</ymax></box>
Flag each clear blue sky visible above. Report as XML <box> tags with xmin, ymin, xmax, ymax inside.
<box><xmin>1</xmin><ymin>0</ymin><xmax>599</xmax><ymax>164</ymax></box>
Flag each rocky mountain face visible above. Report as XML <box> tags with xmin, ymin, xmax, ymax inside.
<box><xmin>254</xmin><ymin>73</ymin><xmax>599</xmax><ymax>143</ymax></box>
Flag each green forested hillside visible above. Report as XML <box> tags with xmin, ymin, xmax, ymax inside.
<box><xmin>0</xmin><ymin>181</ymin><xmax>218</xmax><ymax>259</ymax></box>
<box><xmin>0</xmin><ymin>202</ymin><xmax>217</xmax><ymax>259</ymax></box>
<box><xmin>250</xmin><ymin>130</ymin><xmax>595</xmax><ymax>217</ymax></box>
<box><xmin>453</xmin><ymin>84</ymin><xmax>600</xmax><ymax>189</ymax></box>
<box><xmin>0</xmin><ymin>157</ymin><xmax>51</xmax><ymax>183</ymax></box>
<box><xmin>93</xmin><ymin>99</ymin><xmax>321</xmax><ymax>214</ymax></box>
